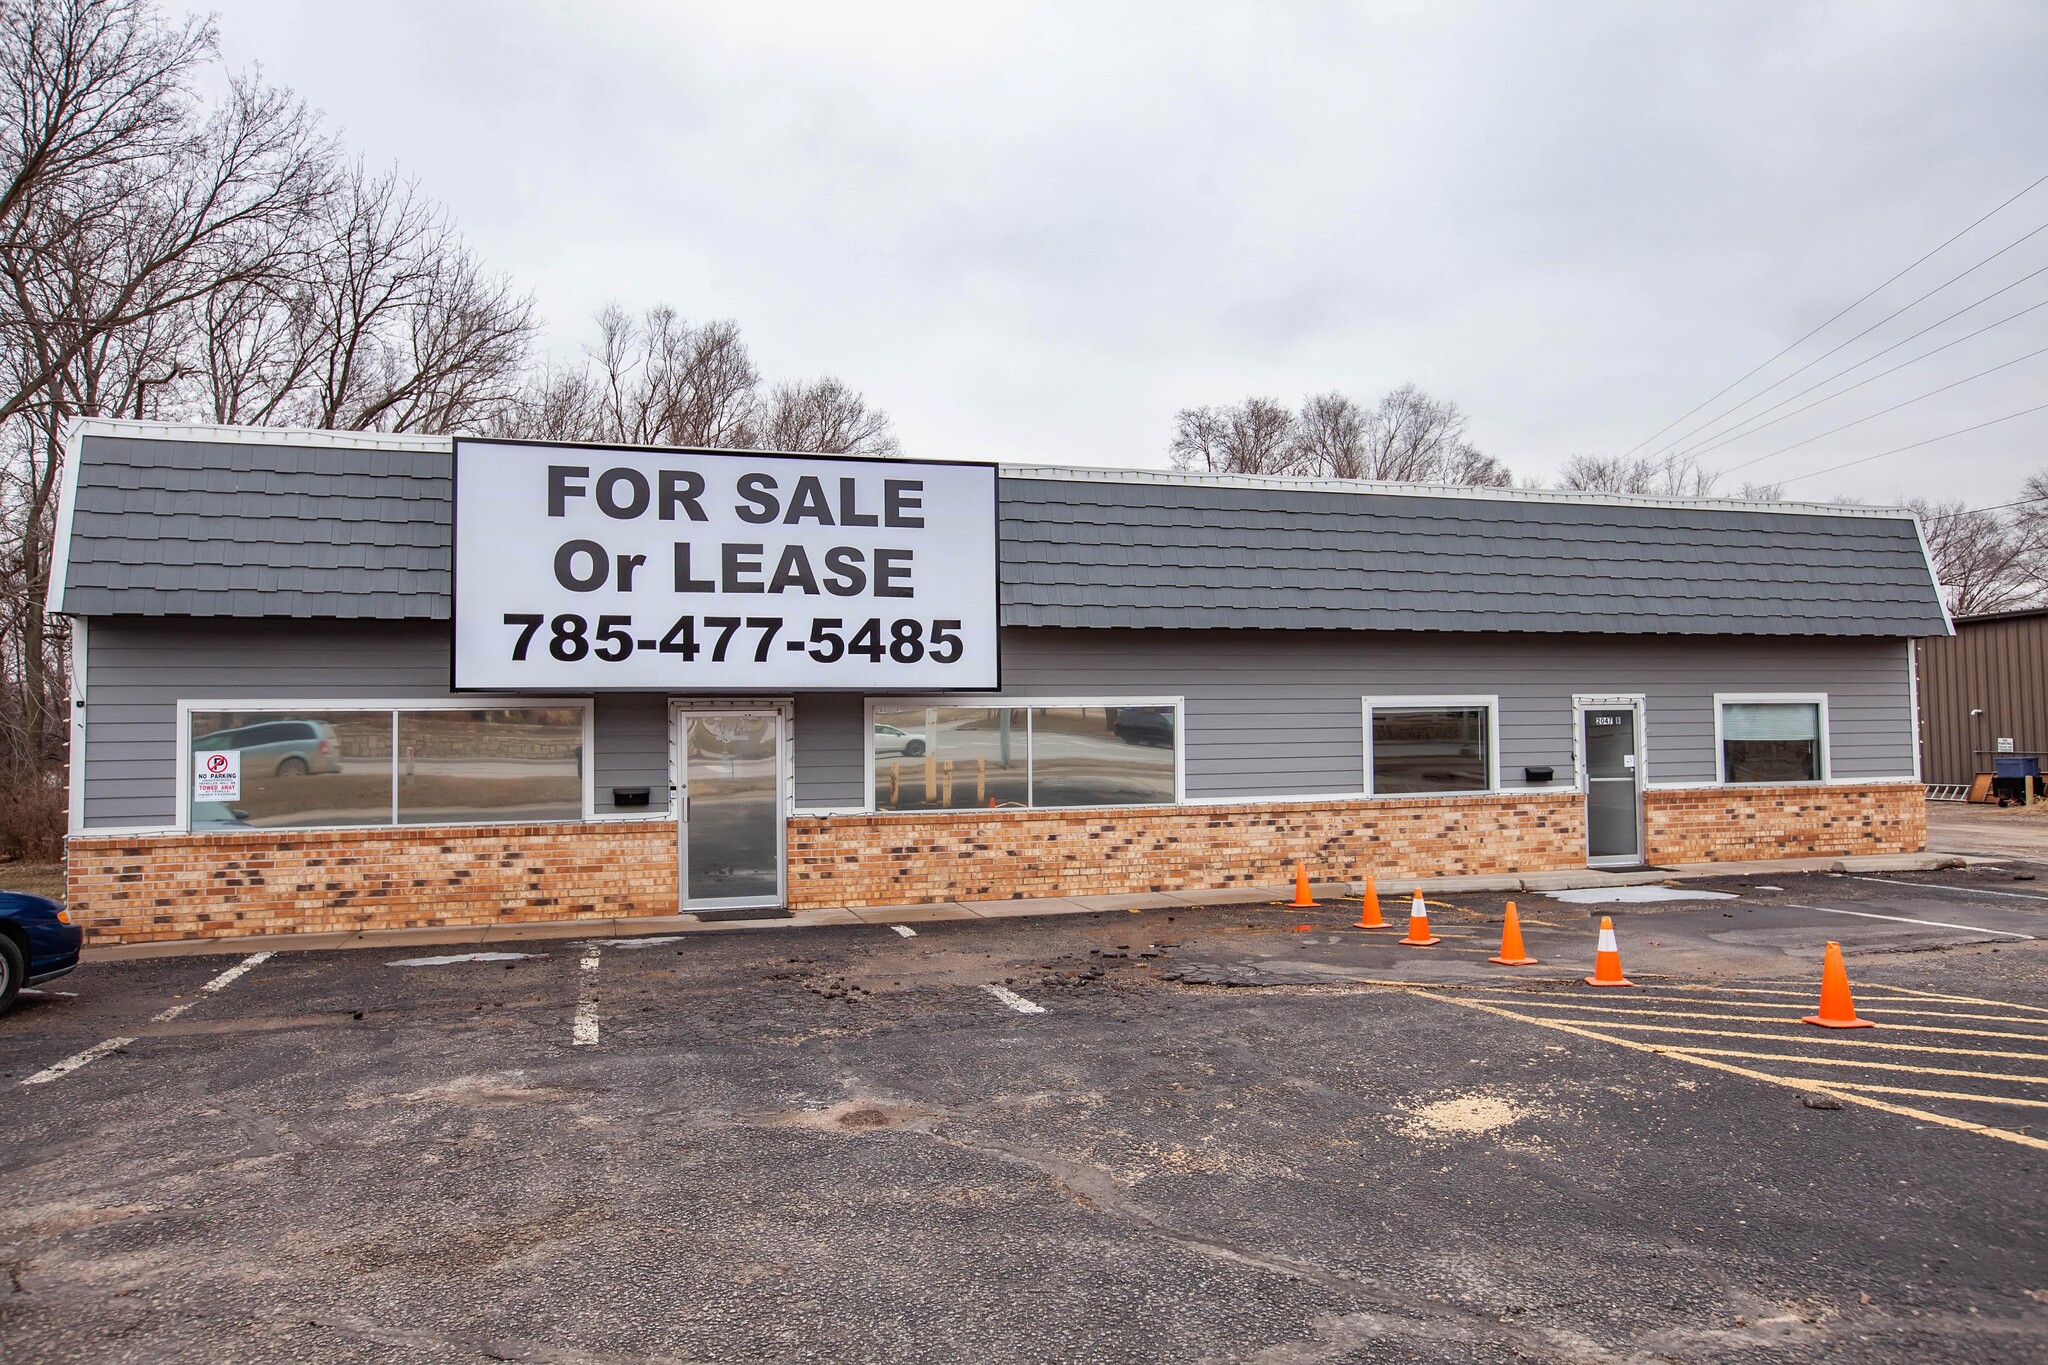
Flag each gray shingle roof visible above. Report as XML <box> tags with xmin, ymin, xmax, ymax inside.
<box><xmin>54</xmin><ymin>430</ymin><xmax>1951</xmax><ymax>636</ymax></box>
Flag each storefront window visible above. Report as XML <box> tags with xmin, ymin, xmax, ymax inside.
<box><xmin>396</xmin><ymin>708</ymin><xmax>585</xmax><ymax>824</ymax></box>
<box><xmin>188</xmin><ymin>703</ymin><xmax>586</xmax><ymax>830</ymax></box>
<box><xmin>1029</xmin><ymin>706</ymin><xmax>1176</xmax><ymax>807</ymax></box>
<box><xmin>1721</xmin><ymin>701</ymin><xmax>1823</xmax><ymax>783</ymax></box>
<box><xmin>188</xmin><ymin>710</ymin><xmax>394</xmax><ymax>829</ymax></box>
<box><xmin>1369</xmin><ymin>703</ymin><xmax>1492</xmax><ymax>795</ymax></box>
<box><xmin>872</xmin><ymin>706</ymin><xmax>1027</xmax><ymax>810</ymax></box>
<box><xmin>869</xmin><ymin>702</ymin><xmax>1178</xmax><ymax>811</ymax></box>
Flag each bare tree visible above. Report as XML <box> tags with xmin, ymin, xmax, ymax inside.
<box><xmin>1171</xmin><ymin>385</ymin><xmax>1511</xmax><ymax>485</ymax></box>
<box><xmin>498</xmin><ymin>304</ymin><xmax>902</xmax><ymax>456</ymax></box>
<box><xmin>1914</xmin><ymin>491</ymin><xmax>2048</xmax><ymax>617</ymax></box>
<box><xmin>193</xmin><ymin>162</ymin><xmax>537</xmax><ymax>431</ymax></box>
<box><xmin>1557</xmin><ymin>452</ymin><xmax>1721</xmax><ymax>497</ymax></box>
<box><xmin>1169</xmin><ymin>397</ymin><xmax>1300</xmax><ymax>474</ymax></box>
<box><xmin>746</xmin><ymin>376</ymin><xmax>899</xmax><ymax>456</ymax></box>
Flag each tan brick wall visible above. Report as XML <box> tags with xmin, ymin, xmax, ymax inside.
<box><xmin>64</xmin><ymin>781</ymin><xmax>1925</xmax><ymax>943</ymax></box>
<box><xmin>1642</xmin><ymin>781</ymin><xmax>1925</xmax><ymax>864</ymax></box>
<box><xmin>785</xmin><ymin>791</ymin><xmax>1590</xmax><ymax>908</ymax></box>
<box><xmin>68</xmin><ymin>821</ymin><xmax>677</xmax><ymax>946</ymax></box>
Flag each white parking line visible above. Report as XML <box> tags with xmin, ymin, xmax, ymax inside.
<box><xmin>22</xmin><ymin>952</ymin><xmax>273</xmax><ymax>1086</ymax></box>
<box><xmin>22</xmin><ymin>1036</ymin><xmax>135</xmax><ymax>1085</ymax></box>
<box><xmin>892</xmin><ymin>925</ymin><xmax>917</xmax><ymax>938</ymax></box>
<box><xmin>1786</xmin><ymin>903</ymin><xmax>2035</xmax><ymax>941</ymax></box>
<box><xmin>572</xmin><ymin>951</ymin><xmax>602</xmax><ymax>1046</ymax></box>
<box><xmin>1854</xmin><ymin>876</ymin><xmax>2048</xmax><ymax>904</ymax></box>
<box><xmin>983</xmin><ymin>984</ymin><xmax>1047</xmax><ymax>1015</ymax></box>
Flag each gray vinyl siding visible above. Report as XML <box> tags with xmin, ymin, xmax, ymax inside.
<box><xmin>789</xmin><ymin>627</ymin><xmax>1918</xmax><ymax>808</ymax></box>
<box><xmin>78</xmin><ymin>620</ymin><xmax>1917</xmax><ymax>829</ymax></box>
<box><xmin>793</xmin><ymin>692</ymin><xmax>866</xmax><ymax>808</ymax></box>
<box><xmin>592</xmin><ymin>693</ymin><xmax>670</xmax><ymax>815</ymax></box>
<box><xmin>82</xmin><ymin>618</ymin><xmax>663</xmax><ymax>829</ymax></box>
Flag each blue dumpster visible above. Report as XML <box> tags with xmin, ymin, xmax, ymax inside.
<box><xmin>1995</xmin><ymin>756</ymin><xmax>2041</xmax><ymax>780</ymax></box>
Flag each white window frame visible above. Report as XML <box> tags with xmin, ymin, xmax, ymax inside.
<box><xmin>1362</xmin><ymin>695</ymin><xmax>1501</xmax><ymax>798</ymax></box>
<box><xmin>177</xmin><ymin>697</ymin><xmax>595</xmax><ymax>833</ymax></box>
<box><xmin>862</xmin><ymin>695</ymin><xmax>1186</xmax><ymax>814</ymax></box>
<box><xmin>1713</xmin><ymin>692</ymin><xmax>1830</xmax><ymax>785</ymax></box>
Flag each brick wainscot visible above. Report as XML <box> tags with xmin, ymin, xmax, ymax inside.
<box><xmin>1641</xmin><ymin>780</ymin><xmax>1926</xmax><ymax>865</ymax></box>
<box><xmin>66</xmin><ymin>781</ymin><xmax>1926</xmax><ymax>944</ymax></box>
<box><xmin>68</xmin><ymin>821</ymin><xmax>679</xmax><ymax>946</ymax></box>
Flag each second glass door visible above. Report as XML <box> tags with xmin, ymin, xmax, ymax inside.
<box><xmin>678</xmin><ymin>710</ymin><xmax>784</xmax><ymax>910</ymax></box>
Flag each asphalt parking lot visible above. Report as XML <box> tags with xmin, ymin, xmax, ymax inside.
<box><xmin>6</xmin><ymin>866</ymin><xmax>2048</xmax><ymax>1363</ymax></box>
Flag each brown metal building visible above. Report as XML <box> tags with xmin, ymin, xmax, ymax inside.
<box><xmin>1916</xmin><ymin>607</ymin><xmax>2048</xmax><ymax>787</ymax></box>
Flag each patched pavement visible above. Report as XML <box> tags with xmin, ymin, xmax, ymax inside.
<box><xmin>5</xmin><ymin>867</ymin><xmax>2048</xmax><ymax>1362</ymax></box>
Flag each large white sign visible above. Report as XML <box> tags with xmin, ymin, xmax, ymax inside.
<box><xmin>453</xmin><ymin>441</ymin><xmax>1000</xmax><ymax>691</ymax></box>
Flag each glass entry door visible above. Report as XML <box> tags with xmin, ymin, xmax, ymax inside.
<box><xmin>1581</xmin><ymin>704</ymin><xmax>1643</xmax><ymax>868</ymax></box>
<box><xmin>676</xmin><ymin>709</ymin><xmax>785</xmax><ymax>910</ymax></box>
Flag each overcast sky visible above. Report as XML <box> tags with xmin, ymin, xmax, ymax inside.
<box><xmin>202</xmin><ymin>1</ymin><xmax>2048</xmax><ymax>507</ymax></box>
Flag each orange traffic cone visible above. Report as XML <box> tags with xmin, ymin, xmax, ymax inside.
<box><xmin>1802</xmin><ymin>941</ymin><xmax>1875</xmax><ymax>1029</ymax></box>
<box><xmin>1289</xmin><ymin>862</ymin><xmax>1317</xmax><ymax>909</ymax></box>
<box><xmin>1489</xmin><ymin>901</ymin><xmax>1538</xmax><ymax>966</ymax></box>
<box><xmin>1355</xmin><ymin>875</ymin><xmax>1386</xmax><ymax>929</ymax></box>
<box><xmin>1584</xmin><ymin>915</ymin><xmax>1633</xmax><ymax>987</ymax></box>
<box><xmin>1400</xmin><ymin>889</ymin><xmax>1441</xmax><ymax>947</ymax></box>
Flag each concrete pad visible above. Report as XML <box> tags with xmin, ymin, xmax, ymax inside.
<box><xmin>1546</xmin><ymin>886</ymin><xmax>1738</xmax><ymax>904</ymax></box>
<box><xmin>782</xmin><ymin>908</ymin><xmax>867</xmax><ymax>929</ymax></box>
<box><xmin>1517</xmin><ymin>869</ymin><xmax>1681</xmax><ymax>891</ymax></box>
<box><xmin>1408</xmin><ymin>874</ymin><xmax>1524</xmax><ymax>895</ymax></box>
<box><xmin>1068</xmin><ymin>892</ymin><xmax>1191</xmax><ymax>913</ymax></box>
<box><xmin>843</xmin><ymin>901</ymin><xmax>977</xmax><ymax>926</ymax></box>
<box><xmin>960</xmin><ymin>896</ymin><xmax>1095</xmax><ymax>919</ymax></box>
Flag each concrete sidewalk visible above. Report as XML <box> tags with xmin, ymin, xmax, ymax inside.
<box><xmin>81</xmin><ymin>849</ymin><xmax>1978</xmax><ymax>962</ymax></box>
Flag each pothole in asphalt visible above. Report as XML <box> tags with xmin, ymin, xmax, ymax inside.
<box><xmin>759</xmin><ymin>1098</ymin><xmax>942</xmax><ymax>1134</ymax></box>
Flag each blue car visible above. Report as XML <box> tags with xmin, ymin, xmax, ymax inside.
<box><xmin>0</xmin><ymin>891</ymin><xmax>82</xmax><ymax>1014</ymax></box>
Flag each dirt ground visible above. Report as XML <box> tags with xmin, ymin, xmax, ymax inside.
<box><xmin>0</xmin><ymin>860</ymin><xmax>64</xmax><ymax>901</ymax></box>
<box><xmin>6</xmin><ymin>863</ymin><xmax>2048</xmax><ymax>1363</ymax></box>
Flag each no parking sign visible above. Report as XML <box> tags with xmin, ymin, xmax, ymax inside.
<box><xmin>193</xmin><ymin>750</ymin><xmax>240</xmax><ymax>801</ymax></box>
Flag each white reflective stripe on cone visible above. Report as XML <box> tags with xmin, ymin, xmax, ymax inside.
<box><xmin>1598</xmin><ymin>927</ymin><xmax>1619</xmax><ymax>952</ymax></box>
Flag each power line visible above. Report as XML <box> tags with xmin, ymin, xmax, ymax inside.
<box><xmin>1662</xmin><ymin>266</ymin><xmax>2048</xmax><ymax>464</ymax></box>
<box><xmin>1925</xmin><ymin>494</ymin><xmax>2048</xmax><ymax>521</ymax></box>
<box><xmin>1716</xmin><ymin>345</ymin><xmax>2048</xmax><ymax>476</ymax></box>
<box><xmin>1621</xmin><ymin>170</ymin><xmax>2048</xmax><ymax>459</ymax></box>
<box><xmin>1642</xmin><ymin>214</ymin><xmax>2048</xmax><ymax>466</ymax></box>
<box><xmin>1776</xmin><ymin>401</ymin><xmax>2048</xmax><ymax>487</ymax></box>
<box><xmin>1671</xmin><ymin>284</ymin><xmax>2048</xmax><ymax>463</ymax></box>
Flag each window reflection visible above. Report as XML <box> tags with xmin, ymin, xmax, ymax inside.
<box><xmin>189</xmin><ymin>711</ymin><xmax>392</xmax><ymax>829</ymax></box>
<box><xmin>1371</xmin><ymin>706</ymin><xmax>1490</xmax><ymax>794</ymax></box>
<box><xmin>872</xmin><ymin>706</ymin><xmax>1027</xmax><ymax>810</ymax></box>
<box><xmin>1721</xmin><ymin>702</ymin><xmax>1822</xmax><ymax>783</ymax></box>
<box><xmin>1030</xmin><ymin>706</ymin><xmax>1175</xmax><ymax>807</ymax></box>
<box><xmin>867</xmin><ymin>703</ymin><xmax>1178</xmax><ymax>811</ymax></box>
<box><xmin>396</xmin><ymin>709</ymin><xmax>584</xmax><ymax>824</ymax></box>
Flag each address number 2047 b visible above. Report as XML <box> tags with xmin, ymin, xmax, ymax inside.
<box><xmin>502</xmin><ymin>613</ymin><xmax>966</xmax><ymax>665</ymax></box>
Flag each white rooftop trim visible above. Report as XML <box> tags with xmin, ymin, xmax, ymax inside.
<box><xmin>998</xmin><ymin>461</ymin><xmax>1917</xmax><ymax>522</ymax></box>
<box><xmin>59</xmin><ymin>420</ymin><xmax>1916</xmax><ymax>524</ymax></box>
<box><xmin>66</xmin><ymin>416</ymin><xmax>455</xmax><ymax>453</ymax></box>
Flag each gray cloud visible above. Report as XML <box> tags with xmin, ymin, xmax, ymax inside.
<box><xmin>206</xmin><ymin>0</ymin><xmax>2048</xmax><ymax>506</ymax></box>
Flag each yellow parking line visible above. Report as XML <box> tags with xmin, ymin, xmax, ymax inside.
<box><xmin>1659</xmin><ymin>1047</ymin><xmax>2048</xmax><ymax>1085</ymax></box>
<box><xmin>1561</xmin><ymin>992</ymin><xmax>2048</xmax><ymax>1025</ymax></box>
<box><xmin>1856</xmin><ymin>982</ymin><xmax>2048</xmax><ymax>1017</ymax></box>
<box><xmin>1411</xmin><ymin>991</ymin><xmax>2048</xmax><ymax>1152</ymax></box>
<box><xmin>1547</xmin><ymin>1020</ymin><xmax>2048</xmax><ymax>1060</ymax></box>
<box><xmin>1829</xmin><ymin>1083</ymin><xmax>2048</xmax><ymax>1110</ymax></box>
<box><xmin>1462</xmin><ymin>996</ymin><xmax>2048</xmax><ymax>1042</ymax></box>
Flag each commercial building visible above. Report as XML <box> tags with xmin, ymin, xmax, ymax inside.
<box><xmin>1915</xmin><ymin>606</ymin><xmax>2048</xmax><ymax>789</ymax></box>
<box><xmin>50</xmin><ymin>421</ymin><xmax>1949</xmax><ymax>944</ymax></box>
